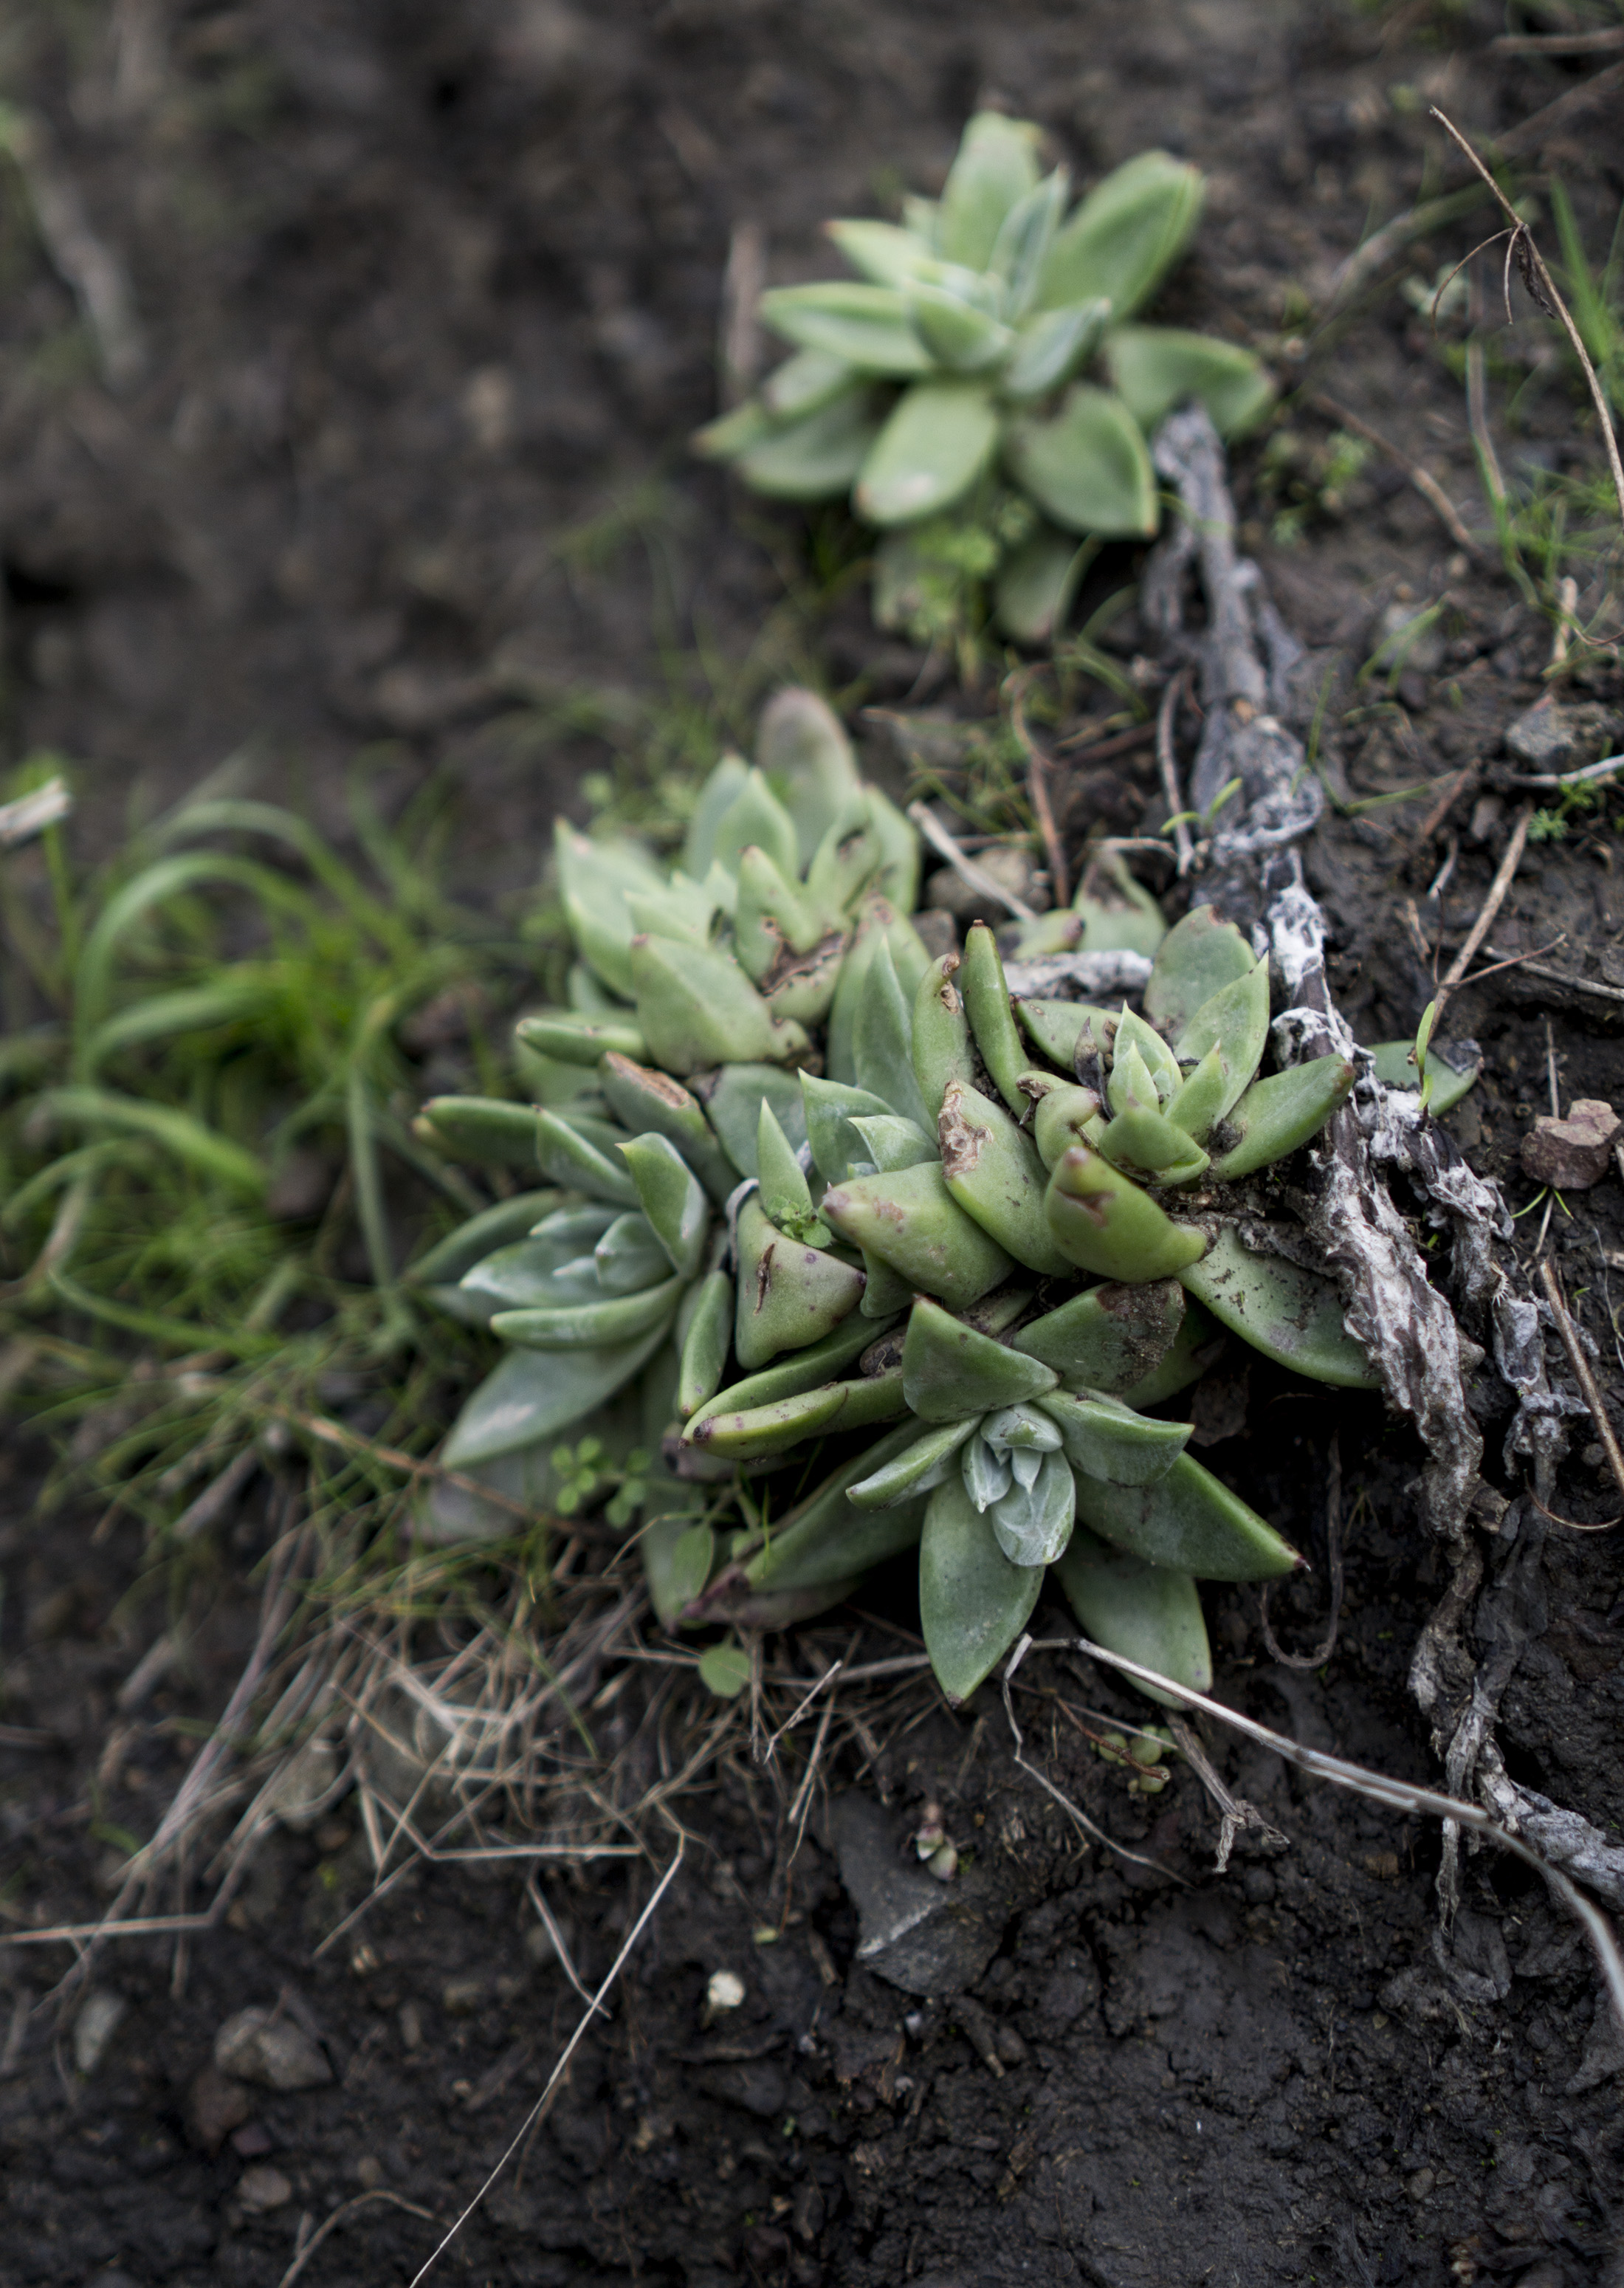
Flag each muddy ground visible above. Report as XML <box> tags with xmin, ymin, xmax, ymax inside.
<box><xmin>3</xmin><ymin>2</ymin><xmax>1624</xmax><ymax>2284</ymax></box>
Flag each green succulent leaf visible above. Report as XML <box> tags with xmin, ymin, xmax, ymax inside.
<box><xmin>492</xmin><ymin>1275</ymin><xmax>684</xmax><ymax>1351</ymax></box>
<box><xmin>734</xmin><ymin>1195</ymin><xmax>865</xmax><ymax>1370</ymax></box>
<box><xmin>701</xmin><ymin>1062</ymin><xmax>809</xmax><ymax>1178</ymax></box>
<box><xmin>698</xmin><ymin>1368</ymin><xmax>906</xmax><ymax>1461</ymax></box>
<box><xmin>938</xmin><ymin>1078</ymin><xmax>1076</xmax><ymax>1277</ymax></box>
<box><xmin>1038</xmin><ymin>1389</ymin><xmax>1191</xmax><ymax>1485</ymax></box>
<box><xmin>988</xmin><ymin>1448</ymin><xmax>1076</xmax><ymax>1566</ymax></box>
<box><xmin>706</xmin><ymin>767</ymin><xmax>802</xmax><ymax>884</ymax></box>
<box><xmin>593</xmin><ymin>1211</ymin><xmax>672</xmax><ymax>1294</ymax></box>
<box><xmin>620</xmin><ymin>1133</ymin><xmax>710</xmax><ymax>1281</ymax></box>
<box><xmin>677</xmin><ymin>1267</ymin><xmax>734</xmax><ymax>1416</ymax></box>
<box><xmin>759</xmin><ymin>282</ymin><xmax>935</xmax><ymax>374</ymax></box>
<box><xmin>515</xmin><ymin>1010</ymin><xmax>646</xmax><ymax>1066</ymax></box>
<box><xmin>855</xmin><ymin>379</ymin><xmax>1002</xmax><ymax>527</ymax></box>
<box><xmin>442</xmin><ymin>1323</ymin><xmax>674</xmax><ymax>1468</ymax></box>
<box><xmin>600</xmin><ymin>1053</ymin><xmax>737</xmax><ymax>1204</ymax></box>
<box><xmin>1118</xmin><ymin>1296</ymin><xmax>1220</xmax><ymax>1409</ymax></box>
<box><xmin>1045</xmin><ymin>1145</ymin><xmax>1208</xmax><ymax>1282</ymax></box>
<box><xmin>763</xmin><ymin>347</ymin><xmax>860</xmax><ymax>420</ymax></box>
<box><xmin>1143</xmin><ymin>904</ymin><xmax>1256</xmax><ymax>1037</ymax></box>
<box><xmin>1369</xmin><ymin>1039</ymin><xmax>1479</xmax><ymax>1116</ymax></box>
<box><xmin>848</xmin><ymin>1417</ymin><xmax>979</xmax><ymax>1509</ymax></box>
<box><xmin>824</xmin><ymin>218</ymin><xmax>940</xmax><ymax>287</ymax></box>
<box><xmin>417</xmin><ymin>1094</ymin><xmax>543</xmax><ymax>1169</ymax></box>
<box><xmin>1073</xmin><ymin>1450</ymin><xmax>1301</xmax><ymax>1580</ymax></box>
<box><xmin>1070</xmin><ymin>853</ymin><xmax>1167</xmax><ymax>957</ymax></box>
<box><xmin>847</xmin><ymin>1113</ymin><xmax>937</xmax><ymax>1172</ymax></box>
<box><xmin>920</xmin><ymin>1473</ymin><xmax>1045</xmax><ymax>1704</ymax></box>
<box><xmin>682</xmin><ymin>755</ymin><xmax>751</xmax><ymax>881</ymax></box>
<box><xmin>902</xmin><ymin>1294</ymin><xmax>1059</xmax><ymax>1422</ymax></box>
<box><xmin>999</xmin><ymin>298</ymin><xmax>1112</xmax><ymax>402</ymax></box>
<box><xmin>756</xmin><ymin>687</ymin><xmax>866</xmax><ymax>867</ymax></box>
<box><xmin>1011</xmin><ymin>1277</ymin><xmax>1186</xmax><ymax>1392</ymax></box>
<box><xmin>1096</xmin><ymin>1106</ymin><xmax>1211</xmax><ymax>1185</ymax></box>
<box><xmin>553</xmin><ymin>825</ymin><xmax>665</xmax><ymax>998</ymax></box>
<box><xmin>755</xmin><ymin>1096</ymin><xmax>818</xmax><ymax>1229</ymax></box>
<box><xmin>1004</xmin><ymin>384</ymin><xmax>1158</xmax><ymax>537</ymax></box>
<box><xmin>1173</xmin><ymin>959</ymin><xmax>1270</xmax><ymax>1122</ymax></box>
<box><xmin>407</xmin><ymin>1191</ymin><xmax>565</xmax><ymax>1289</ymax></box>
<box><xmin>1111</xmin><ymin>1011</ymin><xmax>1181</xmax><ymax>1108</ymax></box>
<box><xmin>630</xmin><ymin>936</ymin><xmax>811</xmax><ymax>1076</ymax></box>
<box><xmin>1176</xmin><ymin>1225</ymin><xmax>1380</xmax><ymax>1388</ymax></box>
<box><xmin>988</xmin><ymin>168</ymin><xmax>1072</xmax><ymax>316</ymax></box>
<box><xmin>937</xmin><ymin>111</ymin><xmax>1042</xmax><ymax>272</ymax></box>
<box><xmin>912</xmin><ymin>952</ymin><xmax>977</xmax><ymax>1117</ymax></box>
<box><xmin>993</xmin><ymin>523</ymin><xmax>1091</xmax><ymax>644</ymax></box>
<box><xmin>800</xmin><ymin>1071</ymin><xmax>899</xmax><ymax>1182</ymax></box>
<box><xmin>1016</xmin><ymin>1000</ymin><xmax>1117</xmax><ymax>1076</ymax></box>
<box><xmin>821</xmin><ymin>1159</ymin><xmax>1014</xmax><ymax>1310</ymax></box>
<box><xmin>1054</xmin><ymin>1525</ymin><xmax>1213</xmax><ymax>1707</ymax></box>
<box><xmin>1036</xmin><ymin>149</ymin><xmax>1205</xmax><ymax>319</ymax></box>
<box><xmin>1165</xmin><ymin>1044</ymin><xmax>1228</xmax><ymax>1141</ymax></box>
<box><xmin>1207</xmin><ymin>1055</ymin><xmax>1355</xmax><ymax>1181</ymax></box>
<box><xmin>683</xmin><ymin>1310</ymin><xmax>895</xmax><ymax>1446</ymax></box>
<box><xmin>960</xmin><ymin>923</ymin><xmax>1032</xmax><ymax>1113</ymax></box>
<box><xmin>905</xmin><ymin>283</ymin><xmax>1014</xmax><ymax>373</ymax></box>
<box><xmin>853</xmin><ymin>937</ymin><xmax>934</xmax><ymax>1133</ymax></box>
<box><xmin>735</xmin><ymin>389</ymin><xmax>885</xmax><ymax>501</ymax></box>
<box><xmin>1104</xmin><ymin>324</ymin><xmax>1273</xmax><ymax>439</ymax></box>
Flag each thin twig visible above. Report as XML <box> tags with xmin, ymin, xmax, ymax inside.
<box><xmin>905</xmin><ymin>802</ymin><xmax>1039</xmax><ymax>921</ymax></box>
<box><xmin>1432</xmin><ymin>109</ymin><xmax>1624</xmax><ymax>537</ymax></box>
<box><xmin>763</xmin><ymin>1652</ymin><xmax>845</xmax><ymax>1765</ymax></box>
<box><xmin>1506</xmin><ymin>751</ymin><xmax>1624</xmax><ymax>793</ymax></box>
<box><xmin>1493</xmin><ymin>25</ymin><xmax>1624</xmax><ymax>52</ymax></box>
<box><xmin>275</xmin><ymin>2191</ymin><xmax>442</xmax><ymax>2288</ymax></box>
<box><xmin>406</xmin><ymin>1849</ymin><xmax>683</xmax><ymax>2287</ymax></box>
<box><xmin>1155</xmin><ymin>670</ymin><xmax>1194</xmax><ymax>877</ymax></box>
<box><xmin>1438</xmin><ymin>803</ymin><xmax>1532</xmax><ymax>997</ymax></box>
<box><xmin>1310</xmin><ymin>393</ymin><xmax>1482</xmax><ymax>558</ymax></box>
<box><xmin>1417</xmin><ymin>765</ymin><xmax>1477</xmax><ymax>842</ymax></box>
<box><xmin>1010</xmin><ymin>681</ymin><xmax>1070</xmax><ymax>907</ymax></box>
<box><xmin>1538</xmin><ymin>1259</ymin><xmax>1624</xmax><ymax>1514</ymax></box>
<box><xmin>1000</xmin><ymin>1643</ymin><xmax>1186</xmax><ymax>1881</ymax></box>
<box><xmin>1037</xmin><ymin>1635</ymin><xmax>1624</xmax><ymax>2027</ymax></box>
<box><xmin>1166</xmin><ymin>1717</ymin><xmax>1286</xmax><ymax>1872</ymax></box>
<box><xmin>1484</xmin><ymin>949</ymin><xmax>1624</xmax><ymax>1006</ymax></box>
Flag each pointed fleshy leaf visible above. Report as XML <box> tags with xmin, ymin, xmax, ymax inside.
<box><xmin>1005</xmin><ymin>383</ymin><xmax>1158</xmax><ymax>537</ymax></box>
<box><xmin>1107</xmin><ymin>1041</ymin><xmax>1160</xmax><ymax>1121</ymax></box>
<box><xmin>805</xmin><ymin>804</ymin><xmax>882</xmax><ymax>924</ymax></box>
<box><xmin>1017</xmin><ymin>1000</ymin><xmax>1118</xmax><ymax>1077</ymax></box>
<box><xmin>820</xmin><ymin>1161</ymin><xmax>1014</xmax><ymax>1310</ymax></box>
<box><xmin>963</xmin><ymin>1432</ymin><xmax>1014</xmax><ymax>1511</ymax></box>
<box><xmin>902</xmin><ymin>1294</ymin><xmax>1059</xmax><ymax>1423</ymax></box>
<box><xmin>867</xmin><ymin>789</ymin><xmax>924</xmax><ymax>919</ymax></box>
<box><xmin>1208</xmin><ymin>1055</ymin><xmax>1355</xmax><ymax>1181</ymax></box>
<box><xmin>760</xmin><ymin>932</ymin><xmax>846</xmax><ymax>1027</ymax></box>
<box><xmin>1012</xmin><ymin>1277</ymin><xmax>1186</xmax><ymax>1392</ymax></box>
<box><xmin>593</xmin><ymin>1212</ymin><xmax>671</xmax><ymax>1294</ymax></box>
<box><xmin>982</xmin><ymin>1402</ymin><xmax>1063</xmax><ymax>1452</ymax></box>
<box><xmin>758</xmin><ymin>282</ymin><xmax>934</xmax><ymax>374</ymax></box>
<box><xmin>1000</xmin><ymin>298</ymin><xmax>1112</xmax><ymax>401</ymax></box>
<box><xmin>994</xmin><ymin>523</ymin><xmax>1090</xmax><ymax>643</ymax></box>
<box><xmin>920</xmin><ymin>1474</ymin><xmax>1045</xmax><ymax>1703</ymax></box>
<box><xmin>736</xmin><ymin>389</ymin><xmax>884</xmax><ymax>501</ymax></box>
<box><xmin>515</xmin><ymin>1009</ymin><xmax>645</xmax><ymax>1066</ymax></box>
<box><xmin>912</xmin><ymin>952</ymin><xmax>976</xmax><ymax>1117</ymax></box>
<box><xmin>1104</xmin><ymin>325</ymin><xmax>1273</xmax><ymax>440</ymax></box>
<box><xmin>733</xmin><ymin>1196</ymin><xmax>864</xmax><ymax>1370</ymax></box>
<box><xmin>1143</xmin><ymin>905</ymin><xmax>1256</xmax><ymax>1037</ymax></box>
<box><xmin>828</xmin><ymin>898</ymin><xmax>928</xmax><ymax>1082</ymax></box>
<box><xmin>458</xmin><ymin>1237</ymin><xmax>599</xmax><ymax>1316</ymax></box>
<box><xmin>1073</xmin><ymin>1452</ymin><xmax>1301</xmax><ymax>1580</ymax></box>
<box><xmin>1045</xmin><ymin>1145</ymin><xmax>1208</xmax><ymax>1282</ymax></box>
<box><xmin>756</xmin><ymin>687</ymin><xmax>864</xmax><ymax>868</ymax></box>
<box><xmin>492</xmin><ymin>1275</ymin><xmax>684</xmax><ymax>1350</ymax></box>
<box><xmin>407</xmin><ymin>1192</ymin><xmax>564</xmax><ymax>1289</ymax></box>
<box><xmin>553</xmin><ymin>823</ymin><xmax>667</xmax><ymax>998</ymax></box>
<box><xmin>1177</xmin><ymin>1225</ymin><xmax>1380</xmax><ymax>1388</ymax></box>
<box><xmin>960</xmin><ymin>923</ymin><xmax>1031</xmax><ymax>1113</ymax></box>
<box><xmin>734</xmin><ymin>845</ymin><xmax>826</xmax><ymax>977</ymax></box>
<box><xmin>630</xmin><ymin>936</ymin><xmax>811</xmax><ymax>1076</ymax></box>
<box><xmin>905</xmin><ymin>283</ymin><xmax>1013</xmax><ymax>373</ymax></box>
<box><xmin>1038</xmin><ymin>1389</ymin><xmax>1191</xmax><ymax>1485</ymax></box>
<box><xmin>856</xmin><ymin>379</ymin><xmax>1002</xmax><ymax>528</ymax></box>
<box><xmin>695</xmin><ymin>1062</ymin><xmax>808</xmax><ymax>1182</ymax></box>
<box><xmin>1036</xmin><ymin>150</ymin><xmax>1205</xmax><ymax>319</ymax></box>
<box><xmin>852</xmin><ymin>937</ymin><xmax>933</xmax><ymax>1133</ymax></box>
<box><xmin>683</xmin><ymin>755</ymin><xmax>751</xmax><ymax>880</ymax></box>
<box><xmin>442</xmin><ymin>1324</ymin><xmax>674</xmax><ymax>1468</ymax></box>
<box><xmin>939</xmin><ymin>1078</ymin><xmax>1074</xmax><ymax>1276</ymax></box>
<box><xmin>534</xmin><ymin>1107</ymin><xmax>639</xmax><ymax>1206</ymax></box>
<box><xmin>763</xmin><ymin>348</ymin><xmax>859</xmax><ymax>420</ymax></box>
<box><xmin>988</xmin><ymin>1449</ymin><xmax>1076</xmax><ymax>1567</ymax></box>
<box><xmin>724</xmin><ymin>1423</ymin><xmax>932</xmax><ymax>1604</ymax></box>
<box><xmin>988</xmin><ymin>167</ymin><xmax>1070</xmax><ymax>315</ymax></box>
<box><xmin>677</xmin><ymin>1267</ymin><xmax>734</xmax><ymax>1416</ymax></box>
<box><xmin>937</xmin><ymin>112</ymin><xmax>1042</xmax><ymax>272</ymax></box>
<box><xmin>707</xmin><ymin>768</ymin><xmax>801</xmax><ymax>883</ymax></box>
<box><xmin>755</xmin><ymin>1096</ymin><xmax>816</xmax><ymax>1232</ymax></box>
<box><xmin>848</xmin><ymin>1113</ymin><xmax>937</xmax><ymax>1171</ymax></box>
<box><xmin>692</xmin><ymin>398</ymin><xmax>774</xmax><ymax>462</ymax></box>
<box><xmin>599</xmin><ymin>1053</ymin><xmax>736</xmax><ymax>1204</ymax></box>
<box><xmin>1172</xmin><ymin>959</ymin><xmax>1270</xmax><ymax>1120</ymax></box>
<box><xmin>1166</xmin><ymin>1044</ymin><xmax>1228</xmax><ymax>1141</ymax></box>
<box><xmin>1118</xmin><ymin>1296</ymin><xmax>1219</xmax><ymax>1409</ymax></box>
<box><xmin>1095</xmin><ymin>1106</ymin><xmax>1211</xmax><ymax>1184</ymax></box>
<box><xmin>800</xmin><ymin>1071</ymin><xmax>898</xmax><ymax>1182</ymax></box>
<box><xmin>1112</xmin><ymin>1011</ymin><xmax>1180</xmax><ymax>1107</ymax></box>
<box><xmin>682</xmin><ymin>1310</ymin><xmax>897</xmax><ymax>1446</ymax></box>
<box><xmin>850</xmin><ymin>1418</ymin><xmax>980</xmax><ymax>1510</ymax></box>
<box><xmin>698</xmin><ymin>1369</ymin><xmax>906</xmax><ymax>1461</ymax></box>
<box><xmin>1054</xmin><ymin>1525</ymin><xmax>1212</xmax><ymax>1708</ymax></box>
<box><xmin>619</xmin><ymin>1134</ymin><xmax>710</xmax><ymax>1280</ymax></box>
<box><xmin>859</xmin><ymin>1247</ymin><xmax>914</xmax><ymax>1319</ymax></box>
<box><xmin>825</xmin><ymin>218</ymin><xmax>940</xmax><ymax>287</ymax></box>
<box><xmin>417</xmin><ymin>1095</ymin><xmax>542</xmax><ymax>1169</ymax></box>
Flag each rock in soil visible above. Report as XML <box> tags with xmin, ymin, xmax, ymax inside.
<box><xmin>213</xmin><ymin>2007</ymin><xmax>331</xmax><ymax>2091</ymax></box>
<box><xmin>1520</xmin><ymin>1101</ymin><xmax>1622</xmax><ymax>1190</ymax></box>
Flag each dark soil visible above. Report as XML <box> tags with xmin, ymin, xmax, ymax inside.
<box><xmin>4</xmin><ymin>4</ymin><xmax>1624</xmax><ymax>2286</ymax></box>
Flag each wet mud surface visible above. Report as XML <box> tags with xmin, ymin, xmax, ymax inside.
<box><xmin>4</xmin><ymin>2</ymin><xmax>1624</xmax><ymax>2284</ymax></box>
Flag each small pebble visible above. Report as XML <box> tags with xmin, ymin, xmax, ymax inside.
<box><xmin>441</xmin><ymin>1975</ymin><xmax>484</xmax><ymax>2016</ymax></box>
<box><xmin>354</xmin><ymin>2154</ymin><xmax>385</xmax><ymax>2188</ymax></box>
<box><xmin>1407</xmin><ymin>2166</ymin><xmax>1435</xmax><ymax>2202</ymax></box>
<box><xmin>72</xmin><ymin>1990</ymin><xmax>127</xmax><ymax>2076</ymax></box>
<box><xmin>706</xmin><ymin>1970</ymin><xmax>746</xmax><ymax>2013</ymax></box>
<box><xmin>215</xmin><ymin>2007</ymin><xmax>331</xmax><ymax>2092</ymax></box>
<box><xmin>235</xmin><ymin>2164</ymin><xmax>293</xmax><ymax>2214</ymax></box>
<box><xmin>1521</xmin><ymin>1100</ymin><xmax>1621</xmax><ymax>1192</ymax></box>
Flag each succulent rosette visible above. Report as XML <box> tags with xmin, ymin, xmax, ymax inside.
<box><xmin>413</xmin><ymin>693</ymin><xmax>1379</xmax><ymax>1705</ymax></box>
<box><xmin>693</xmin><ymin>114</ymin><xmax>1273</xmax><ymax>642</ymax></box>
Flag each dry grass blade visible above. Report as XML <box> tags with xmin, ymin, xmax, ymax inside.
<box><xmin>1439</xmin><ymin>803</ymin><xmax>1532</xmax><ymax>997</ymax></box>
<box><xmin>905</xmin><ymin>800</ymin><xmax>1040</xmax><ymax>921</ymax></box>
<box><xmin>1310</xmin><ymin>392</ymin><xmax>1482</xmax><ymax>559</ymax></box>
<box><xmin>1033</xmin><ymin>1633</ymin><xmax>1624</xmax><ymax>2028</ymax></box>
<box><xmin>274</xmin><ymin>2188</ymin><xmax>442</xmax><ymax>2288</ymax></box>
<box><xmin>1483</xmin><ymin>949</ymin><xmax>1624</xmax><ymax>1005</ymax></box>
<box><xmin>1538</xmin><ymin>1260</ymin><xmax>1624</xmax><ymax>1512</ymax></box>
<box><xmin>1431</xmin><ymin>108</ymin><xmax>1624</xmax><ymax>537</ymax></box>
<box><xmin>405</xmin><ymin>1847</ymin><xmax>684</xmax><ymax>2287</ymax></box>
<box><xmin>1155</xmin><ymin>670</ymin><xmax>1194</xmax><ymax>877</ymax></box>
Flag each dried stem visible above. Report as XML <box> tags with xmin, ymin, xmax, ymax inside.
<box><xmin>905</xmin><ymin>800</ymin><xmax>1040</xmax><ymax>921</ymax></box>
<box><xmin>1311</xmin><ymin>393</ymin><xmax>1482</xmax><ymax>558</ymax></box>
<box><xmin>1439</xmin><ymin>803</ymin><xmax>1532</xmax><ymax>996</ymax></box>
<box><xmin>1538</xmin><ymin>1260</ymin><xmax>1624</xmax><ymax>1514</ymax></box>
<box><xmin>1155</xmin><ymin>670</ymin><xmax>1194</xmax><ymax>877</ymax></box>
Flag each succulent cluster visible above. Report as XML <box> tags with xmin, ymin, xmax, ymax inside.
<box><xmin>695</xmin><ymin>116</ymin><xmax>1272</xmax><ymax>644</ymax></box>
<box><xmin>413</xmin><ymin>693</ymin><xmax>1377</xmax><ymax>1705</ymax></box>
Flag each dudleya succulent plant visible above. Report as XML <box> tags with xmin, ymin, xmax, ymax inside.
<box><xmin>694</xmin><ymin>115</ymin><xmax>1273</xmax><ymax>645</ymax></box>
<box><xmin>413</xmin><ymin>693</ymin><xmax>1377</xmax><ymax>1707</ymax></box>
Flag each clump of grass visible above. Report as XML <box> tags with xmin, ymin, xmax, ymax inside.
<box><xmin>0</xmin><ymin>752</ymin><xmax>537</xmax><ymax>1547</ymax></box>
